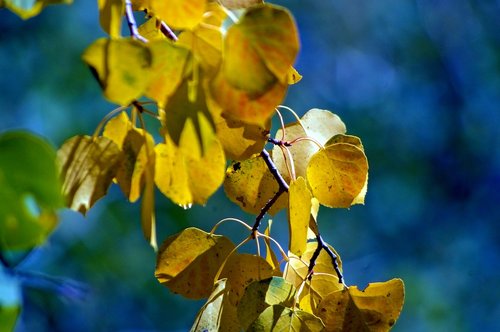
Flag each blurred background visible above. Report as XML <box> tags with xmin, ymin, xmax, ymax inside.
<box><xmin>1</xmin><ymin>0</ymin><xmax>499</xmax><ymax>331</ymax></box>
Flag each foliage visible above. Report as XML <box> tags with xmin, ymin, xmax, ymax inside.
<box><xmin>0</xmin><ymin>0</ymin><xmax>405</xmax><ymax>331</ymax></box>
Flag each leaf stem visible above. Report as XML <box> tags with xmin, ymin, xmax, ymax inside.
<box><xmin>159</xmin><ymin>20</ymin><xmax>178</xmax><ymax>41</ymax></box>
<box><xmin>124</xmin><ymin>0</ymin><xmax>148</xmax><ymax>43</ymax></box>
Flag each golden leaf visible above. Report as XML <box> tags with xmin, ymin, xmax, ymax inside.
<box><xmin>288</xmin><ymin>177</ymin><xmax>312</xmax><ymax>256</ymax></box>
<box><xmin>98</xmin><ymin>0</ymin><xmax>123</xmax><ymax>38</ymax></box>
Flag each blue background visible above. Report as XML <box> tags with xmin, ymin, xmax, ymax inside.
<box><xmin>0</xmin><ymin>0</ymin><xmax>499</xmax><ymax>331</ymax></box>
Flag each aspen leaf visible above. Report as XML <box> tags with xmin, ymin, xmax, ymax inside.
<box><xmin>190</xmin><ymin>279</ymin><xmax>240</xmax><ymax>332</ymax></box>
<box><xmin>211</xmin><ymin>71</ymin><xmax>287</xmax><ymax>126</ymax></box>
<box><xmin>137</xmin><ymin>17</ymin><xmax>164</xmax><ymax>41</ymax></box>
<box><xmin>0</xmin><ymin>305</ymin><xmax>20</xmax><ymax>332</ymax></box>
<box><xmin>317</xmin><ymin>279</ymin><xmax>405</xmax><ymax>332</ymax></box>
<box><xmin>307</xmin><ymin>143</ymin><xmax>368</xmax><ymax>208</ymax></box>
<box><xmin>220</xmin><ymin>253</ymin><xmax>275</xmax><ymax>306</ymax></box>
<box><xmin>263</xmin><ymin>220</ymin><xmax>281</xmax><ymax>272</ymax></box>
<box><xmin>224</xmin><ymin>155</ymin><xmax>288</xmax><ymax>215</ymax></box>
<box><xmin>288</xmin><ymin>177</ymin><xmax>312</xmax><ymax>256</ymax></box>
<box><xmin>131</xmin><ymin>0</ymin><xmax>149</xmax><ymax>11</ymax></box>
<box><xmin>140</xmin><ymin>165</ymin><xmax>156</xmax><ymax>250</ymax></box>
<box><xmin>155</xmin><ymin>228</ymin><xmax>235</xmax><ymax>299</ymax></box>
<box><xmin>272</xmin><ymin>108</ymin><xmax>347</xmax><ymax>182</ymax></box>
<box><xmin>82</xmin><ymin>38</ymin><xmax>153</xmax><ymax>105</ymax></box>
<box><xmin>213</xmin><ymin>111</ymin><xmax>270</xmax><ymax>161</ymax></box>
<box><xmin>237</xmin><ymin>277</ymin><xmax>295</xmax><ymax>330</ymax></box>
<box><xmin>219</xmin><ymin>0</ymin><xmax>262</xmax><ymax>9</ymax></box>
<box><xmin>287</xmin><ymin>66</ymin><xmax>303</xmax><ymax>84</ymax></box>
<box><xmin>57</xmin><ymin>135</ymin><xmax>122</xmax><ymax>215</ymax></box>
<box><xmin>0</xmin><ymin>132</ymin><xmax>63</xmax><ymax>250</ymax></box>
<box><xmin>248</xmin><ymin>305</ymin><xmax>324</xmax><ymax>331</ymax></box>
<box><xmin>102</xmin><ymin>111</ymin><xmax>133</xmax><ymax>147</ymax></box>
<box><xmin>98</xmin><ymin>0</ymin><xmax>123</xmax><ymax>38</ymax></box>
<box><xmin>1</xmin><ymin>0</ymin><xmax>71</xmax><ymax>19</ymax></box>
<box><xmin>145</xmin><ymin>41</ymin><xmax>190</xmax><ymax>107</ymax></box>
<box><xmin>224</xmin><ymin>4</ymin><xmax>299</xmax><ymax>93</ymax></box>
<box><xmin>149</xmin><ymin>0</ymin><xmax>206</xmax><ymax>30</ymax></box>
<box><xmin>154</xmin><ymin>134</ymin><xmax>225</xmax><ymax>207</ymax></box>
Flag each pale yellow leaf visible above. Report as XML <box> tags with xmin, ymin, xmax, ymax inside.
<box><xmin>288</xmin><ymin>177</ymin><xmax>311</xmax><ymax>256</ymax></box>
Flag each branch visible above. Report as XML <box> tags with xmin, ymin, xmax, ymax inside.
<box><xmin>308</xmin><ymin>233</ymin><xmax>345</xmax><ymax>286</ymax></box>
<box><xmin>159</xmin><ymin>21</ymin><xmax>178</xmax><ymax>42</ymax></box>
<box><xmin>124</xmin><ymin>0</ymin><xmax>148</xmax><ymax>42</ymax></box>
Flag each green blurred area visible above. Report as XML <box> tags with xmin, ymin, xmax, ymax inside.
<box><xmin>1</xmin><ymin>0</ymin><xmax>499</xmax><ymax>331</ymax></box>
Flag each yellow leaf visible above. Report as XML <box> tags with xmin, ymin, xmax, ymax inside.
<box><xmin>82</xmin><ymin>38</ymin><xmax>153</xmax><ymax>105</ymax></box>
<box><xmin>263</xmin><ymin>220</ymin><xmax>281</xmax><ymax>272</ymax></box>
<box><xmin>140</xmin><ymin>166</ymin><xmax>157</xmax><ymax>250</ymax></box>
<box><xmin>220</xmin><ymin>253</ymin><xmax>274</xmax><ymax>306</ymax></box>
<box><xmin>154</xmin><ymin>134</ymin><xmax>225</xmax><ymax>207</ymax></box>
<box><xmin>272</xmin><ymin>108</ymin><xmax>347</xmax><ymax>183</ymax></box>
<box><xmin>131</xmin><ymin>0</ymin><xmax>149</xmax><ymax>11</ymax></box>
<box><xmin>248</xmin><ymin>305</ymin><xmax>324</xmax><ymax>331</ymax></box>
<box><xmin>287</xmin><ymin>66</ymin><xmax>303</xmax><ymax>84</ymax></box>
<box><xmin>57</xmin><ymin>135</ymin><xmax>122</xmax><ymax>215</ymax></box>
<box><xmin>237</xmin><ymin>277</ymin><xmax>295</xmax><ymax>330</ymax></box>
<box><xmin>211</xmin><ymin>71</ymin><xmax>287</xmax><ymax>126</ymax></box>
<box><xmin>224</xmin><ymin>4</ymin><xmax>299</xmax><ymax>93</ymax></box>
<box><xmin>306</xmin><ymin>143</ymin><xmax>369</xmax><ymax>208</ymax></box>
<box><xmin>98</xmin><ymin>0</ymin><xmax>123</xmax><ymax>38</ymax></box>
<box><xmin>137</xmin><ymin>17</ymin><xmax>165</xmax><ymax>41</ymax></box>
<box><xmin>223</xmin><ymin>155</ymin><xmax>288</xmax><ymax>215</ymax></box>
<box><xmin>145</xmin><ymin>40</ymin><xmax>190</xmax><ymax>107</ymax></box>
<box><xmin>288</xmin><ymin>177</ymin><xmax>311</xmax><ymax>256</ymax></box>
<box><xmin>150</xmin><ymin>0</ymin><xmax>206</xmax><ymax>30</ymax></box>
<box><xmin>213</xmin><ymin>110</ymin><xmax>270</xmax><ymax>161</ymax></box>
<box><xmin>2</xmin><ymin>0</ymin><xmax>72</xmax><ymax>20</ymax></box>
<box><xmin>190</xmin><ymin>279</ymin><xmax>240</xmax><ymax>332</ymax></box>
<box><xmin>316</xmin><ymin>279</ymin><xmax>405</xmax><ymax>332</ymax></box>
<box><xmin>155</xmin><ymin>227</ymin><xmax>235</xmax><ymax>299</ymax></box>
<box><xmin>219</xmin><ymin>0</ymin><xmax>263</xmax><ymax>9</ymax></box>
<box><xmin>102</xmin><ymin>111</ymin><xmax>133</xmax><ymax>147</ymax></box>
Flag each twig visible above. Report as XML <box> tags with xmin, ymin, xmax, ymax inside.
<box><xmin>159</xmin><ymin>21</ymin><xmax>178</xmax><ymax>41</ymax></box>
<box><xmin>124</xmin><ymin>0</ymin><xmax>148</xmax><ymax>42</ymax></box>
<box><xmin>308</xmin><ymin>233</ymin><xmax>345</xmax><ymax>286</ymax></box>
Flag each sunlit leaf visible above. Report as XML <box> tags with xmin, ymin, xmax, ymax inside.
<box><xmin>102</xmin><ymin>111</ymin><xmax>133</xmax><ymax>147</ymax></box>
<box><xmin>220</xmin><ymin>253</ymin><xmax>274</xmax><ymax>306</ymax></box>
<box><xmin>237</xmin><ymin>277</ymin><xmax>295</xmax><ymax>330</ymax></box>
<box><xmin>287</xmin><ymin>66</ymin><xmax>302</xmax><ymax>84</ymax></box>
<box><xmin>224</xmin><ymin>155</ymin><xmax>288</xmax><ymax>215</ymax></box>
<box><xmin>98</xmin><ymin>0</ymin><xmax>123</xmax><ymax>38</ymax></box>
<box><xmin>211</xmin><ymin>71</ymin><xmax>287</xmax><ymax>126</ymax></box>
<box><xmin>82</xmin><ymin>38</ymin><xmax>153</xmax><ymax>105</ymax></box>
<box><xmin>140</xmin><ymin>166</ymin><xmax>156</xmax><ymax>250</ymax></box>
<box><xmin>154</xmin><ymin>132</ymin><xmax>225</xmax><ymax>207</ymax></box>
<box><xmin>317</xmin><ymin>279</ymin><xmax>405</xmax><ymax>332</ymax></box>
<box><xmin>288</xmin><ymin>177</ymin><xmax>311</xmax><ymax>256</ymax></box>
<box><xmin>0</xmin><ymin>305</ymin><xmax>20</xmax><ymax>332</ymax></box>
<box><xmin>219</xmin><ymin>0</ymin><xmax>262</xmax><ymax>9</ymax></box>
<box><xmin>306</xmin><ymin>143</ymin><xmax>368</xmax><ymax>208</ymax></box>
<box><xmin>155</xmin><ymin>227</ymin><xmax>235</xmax><ymax>299</ymax></box>
<box><xmin>0</xmin><ymin>131</ymin><xmax>63</xmax><ymax>250</ymax></box>
<box><xmin>190</xmin><ymin>279</ymin><xmax>240</xmax><ymax>332</ymax></box>
<box><xmin>149</xmin><ymin>0</ymin><xmax>206</xmax><ymax>30</ymax></box>
<box><xmin>248</xmin><ymin>305</ymin><xmax>324</xmax><ymax>331</ymax></box>
<box><xmin>57</xmin><ymin>135</ymin><xmax>122</xmax><ymax>215</ymax></box>
<box><xmin>213</xmin><ymin>110</ymin><xmax>270</xmax><ymax>161</ymax></box>
<box><xmin>1</xmin><ymin>0</ymin><xmax>71</xmax><ymax>19</ymax></box>
<box><xmin>224</xmin><ymin>4</ymin><xmax>299</xmax><ymax>93</ymax></box>
<box><xmin>272</xmin><ymin>108</ymin><xmax>347</xmax><ymax>183</ymax></box>
<box><xmin>146</xmin><ymin>40</ymin><xmax>190</xmax><ymax>108</ymax></box>
<box><xmin>263</xmin><ymin>220</ymin><xmax>280</xmax><ymax>273</ymax></box>
<box><xmin>137</xmin><ymin>17</ymin><xmax>164</xmax><ymax>41</ymax></box>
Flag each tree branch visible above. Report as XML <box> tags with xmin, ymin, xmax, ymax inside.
<box><xmin>308</xmin><ymin>233</ymin><xmax>345</xmax><ymax>286</ymax></box>
<box><xmin>159</xmin><ymin>20</ymin><xmax>178</xmax><ymax>42</ymax></box>
<box><xmin>124</xmin><ymin>0</ymin><xmax>148</xmax><ymax>42</ymax></box>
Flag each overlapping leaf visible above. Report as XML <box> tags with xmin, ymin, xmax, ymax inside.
<box><xmin>272</xmin><ymin>108</ymin><xmax>347</xmax><ymax>183</ymax></box>
<box><xmin>248</xmin><ymin>305</ymin><xmax>324</xmax><ymax>331</ymax></box>
<box><xmin>0</xmin><ymin>132</ymin><xmax>63</xmax><ymax>250</ymax></box>
<box><xmin>57</xmin><ymin>135</ymin><xmax>122</xmax><ymax>215</ymax></box>
<box><xmin>1</xmin><ymin>0</ymin><xmax>72</xmax><ymax>19</ymax></box>
<box><xmin>224</xmin><ymin>155</ymin><xmax>288</xmax><ymax>215</ymax></box>
<box><xmin>237</xmin><ymin>277</ymin><xmax>295</xmax><ymax>330</ymax></box>
<box><xmin>154</xmin><ymin>133</ymin><xmax>225</xmax><ymax>207</ymax></box>
<box><xmin>307</xmin><ymin>142</ymin><xmax>368</xmax><ymax>208</ymax></box>
<box><xmin>288</xmin><ymin>177</ymin><xmax>312</xmax><ymax>256</ymax></box>
<box><xmin>148</xmin><ymin>0</ymin><xmax>206</xmax><ymax>30</ymax></box>
<box><xmin>317</xmin><ymin>279</ymin><xmax>405</xmax><ymax>332</ymax></box>
<box><xmin>98</xmin><ymin>0</ymin><xmax>123</xmax><ymax>37</ymax></box>
<box><xmin>82</xmin><ymin>38</ymin><xmax>153</xmax><ymax>105</ymax></box>
<box><xmin>155</xmin><ymin>227</ymin><xmax>235</xmax><ymax>299</ymax></box>
<box><xmin>219</xmin><ymin>0</ymin><xmax>263</xmax><ymax>9</ymax></box>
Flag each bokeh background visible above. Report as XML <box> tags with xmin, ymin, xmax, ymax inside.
<box><xmin>1</xmin><ymin>0</ymin><xmax>499</xmax><ymax>331</ymax></box>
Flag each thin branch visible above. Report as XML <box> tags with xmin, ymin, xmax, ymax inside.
<box><xmin>308</xmin><ymin>233</ymin><xmax>345</xmax><ymax>286</ymax></box>
<box><xmin>159</xmin><ymin>21</ymin><xmax>178</xmax><ymax>41</ymax></box>
<box><xmin>124</xmin><ymin>0</ymin><xmax>148</xmax><ymax>43</ymax></box>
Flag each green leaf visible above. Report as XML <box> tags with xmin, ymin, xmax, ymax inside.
<box><xmin>316</xmin><ymin>279</ymin><xmax>405</xmax><ymax>332</ymax></box>
<box><xmin>272</xmin><ymin>108</ymin><xmax>347</xmax><ymax>183</ymax></box>
<box><xmin>97</xmin><ymin>0</ymin><xmax>123</xmax><ymax>38</ymax></box>
<box><xmin>82</xmin><ymin>38</ymin><xmax>153</xmax><ymax>105</ymax></box>
<box><xmin>57</xmin><ymin>135</ymin><xmax>123</xmax><ymax>215</ymax></box>
<box><xmin>0</xmin><ymin>305</ymin><xmax>20</xmax><ymax>332</ymax></box>
<box><xmin>237</xmin><ymin>277</ymin><xmax>295</xmax><ymax>330</ymax></box>
<box><xmin>288</xmin><ymin>177</ymin><xmax>312</xmax><ymax>256</ymax></box>
<box><xmin>224</xmin><ymin>4</ymin><xmax>299</xmax><ymax>93</ymax></box>
<box><xmin>155</xmin><ymin>227</ymin><xmax>235</xmax><ymax>299</ymax></box>
<box><xmin>248</xmin><ymin>305</ymin><xmax>324</xmax><ymax>331</ymax></box>
<box><xmin>190</xmin><ymin>279</ymin><xmax>240</xmax><ymax>332</ymax></box>
<box><xmin>1</xmin><ymin>0</ymin><xmax>72</xmax><ymax>19</ymax></box>
<box><xmin>306</xmin><ymin>143</ymin><xmax>368</xmax><ymax>208</ymax></box>
<box><xmin>0</xmin><ymin>131</ymin><xmax>63</xmax><ymax>250</ymax></box>
<box><xmin>224</xmin><ymin>155</ymin><xmax>288</xmax><ymax>215</ymax></box>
